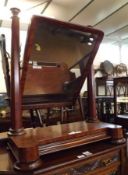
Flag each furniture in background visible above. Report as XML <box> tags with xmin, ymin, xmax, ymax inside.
<box><xmin>95</xmin><ymin>61</ymin><xmax>127</xmax><ymax>97</ymax></box>
<box><xmin>95</xmin><ymin>60</ymin><xmax>114</xmax><ymax>96</ymax></box>
<box><xmin>95</xmin><ymin>62</ymin><xmax>128</xmax><ymax>124</ymax></box>
<box><xmin>95</xmin><ymin>77</ymin><xmax>113</xmax><ymax>96</ymax></box>
<box><xmin>82</xmin><ymin>96</ymin><xmax>114</xmax><ymax>123</ymax></box>
<box><xmin>113</xmin><ymin>77</ymin><xmax>128</xmax><ymax>128</ymax></box>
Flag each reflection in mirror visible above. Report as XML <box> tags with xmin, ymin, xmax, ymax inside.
<box><xmin>21</xmin><ymin>16</ymin><xmax>103</xmax><ymax>104</ymax></box>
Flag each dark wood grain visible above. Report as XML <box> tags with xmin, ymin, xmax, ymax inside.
<box><xmin>87</xmin><ymin>65</ymin><xmax>98</xmax><ymax>122</ymax></box>
<box><xmin>6</xmin><ymin>121</ymin><xmax>125</xmax><ymax>171</ymax></box>
<box><xmin>9</xmin><ymin>8</ymin><xmax>24</xmax><ymax>135</ymax></box>
<box><xmin>0</xmin><ymin>135</ymin><xmax>126</xmax><ymax>175</ymax></box>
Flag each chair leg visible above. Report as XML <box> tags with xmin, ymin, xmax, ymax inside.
<box><xmin>61</xmin><ymin>107</ymin><xmax>69</xmax><ymax>123</ymax></box>
<box><xmin>30</xmin><ymin>109</ymin><xmax>36</xmax><ymax>128</ymax></box>
<box><xmin>78</xmin><ymin>96</ymin><xmax>85</xmax><ymax>120</ymax></box>
<box><xmin>46</xmin><ymin>108</ymin><xmax>51</xmax><ymax>125</ymax></box>
<box><xmin>61</xmin><ymin>107</ymin><xmax>64</xmax><ymax>123</ymax></box>
<box><xmin>35</xmin><ymin>109</ymin><xmax>43</xmax><ymax>127</ymax></box>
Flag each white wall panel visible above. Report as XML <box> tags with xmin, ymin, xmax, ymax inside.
<box><xmin>43</xmin><ymin>0</ymin><xmax>92</xmax><ymax>20</ymax></box>
<box><xmin>72</xmin><ymin>0</ymin><xmax>128</xmax><ymax>25</ymax></box>
<box><xmin>95</xmin><ymin>4</ymin><xmax>128</xmax><ymax>35</ymax></box>
<box><xmin>6</xmin><ymin>0</ymin><xmax>46</xmax><ymax>10</ymax></box>
<box><xmin>107</xmin><ymin>25</ymin><xmax>128</xmax><ymax>40</ymax></box>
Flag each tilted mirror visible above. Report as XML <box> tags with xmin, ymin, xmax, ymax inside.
<box><xmin>21</xmin><ymin>16</ymin><xmax>103</xmax><ymax>104</ymax></box>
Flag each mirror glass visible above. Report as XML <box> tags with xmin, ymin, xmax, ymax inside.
<box><xmin>21</xmin><ymin>16</ymin><xmax>103</xmax><ymax>103</ymax></box>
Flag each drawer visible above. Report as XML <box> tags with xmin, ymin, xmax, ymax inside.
<box><xmin>54</xmin><ymin>151</ymin><xmax>120</xmax><ymax>175</ymax></box>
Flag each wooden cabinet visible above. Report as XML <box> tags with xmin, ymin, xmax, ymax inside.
<box><xmin>54</xmin><ymin>152</ymin><xmax>120</xmax><ymax>175</ymax></box>
<box><xmin>36</xmin><ymin>140</ymin><xmax>125</xmax><ymax>175</ymax></box>
<box><xmin>0</xmin><ymin>122</ymin><xmax>126</xmax><ymax>175</ymax></box>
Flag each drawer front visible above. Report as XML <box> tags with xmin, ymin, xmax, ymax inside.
<box><xmin>55</xmin><ymin>165</ymin><xmax>119</xmax><ymax>175</ymax></box>
<box><xmin>54</xmin><ymin>151</ymin><xmax>120</xmax><ymax>175</ymax></box>
<box><xmin>56</xmin><ymin>170</ymin><xmax>119</xmax><ymax>175</ymax></box>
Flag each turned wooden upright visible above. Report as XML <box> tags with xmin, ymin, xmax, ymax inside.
<box><xmin>87</xmin><ymin>65</ymin><xmax>98</xmax><ymax>122</ymax></box>
<box><xmin>8</xmin><ymin>8</ymin><xmax>24</xmax><ymax>135</ymax></box>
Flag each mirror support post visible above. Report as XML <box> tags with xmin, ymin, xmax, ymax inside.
<box><xmin>8</xmin><ymin>8</ymin><xmax>24</xmax><ymax>135</ymax></box>
<box><xmin>86</xmin><ymin>65</ymin><xmax>98</xmax><ymax>122</ymax></box>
